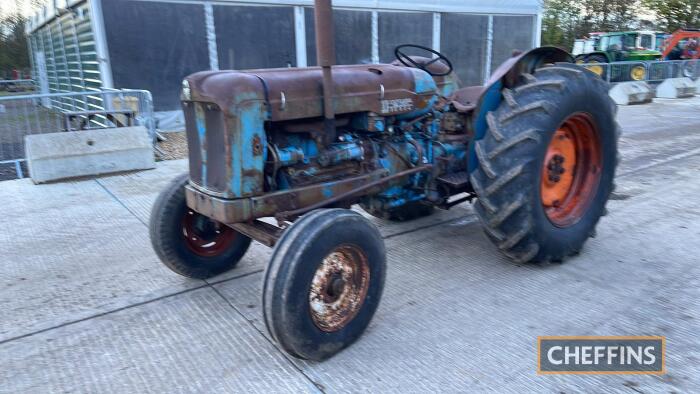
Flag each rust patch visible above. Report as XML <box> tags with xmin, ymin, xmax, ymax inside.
<box><xmin>252</xmin><ymin>135</ymin><xmax>263</xmax><ymax>156</ymax></box>
<box><xmin>308</xmin><ymin>244</ymin><xmax>370</xmax><ymax>332</ymax></box>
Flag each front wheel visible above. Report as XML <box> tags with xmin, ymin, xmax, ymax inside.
<box><xmin>470</xmin><ymin>63</ymin><xmax>619</xmax><ymax>263</ymax></box>
<box><xmin>149</xmin><ymin>174</ymin><xmax>251</xmax><ymax>279</ymax></box>
<box><xmin>262</xmin><ymin>209</ymin><xmax>386</xmax><ymax>360</ymax></box>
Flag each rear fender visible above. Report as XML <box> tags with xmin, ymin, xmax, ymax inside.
<box><xmin>467</xmin><ymin>47</ymin><xmax>574</xmax><ymax>172</ymax></box>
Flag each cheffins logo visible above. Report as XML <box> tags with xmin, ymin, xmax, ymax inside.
<box><xmin>537</xmin><ymin>336</ymin><xmax>665</xmax><ymax>374</ymax></box>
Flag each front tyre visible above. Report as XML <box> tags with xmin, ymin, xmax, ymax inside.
<box><xmin>262</xmin><ymin>209</ymin><xmax>386</xmax><ymax>361</ymax></box>
<box><xmin>149</xmin><ymin>174</ymin><xmax>251</xmax><ymax>279</ymax></box>
<box><xmin>470</xmin><ymin>63</ymin><xmax>619</xmax><ymax>263</ymax></box>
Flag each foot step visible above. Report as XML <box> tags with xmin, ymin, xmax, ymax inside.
<box><xmin>437</xmin><ymin>171</ymin><xmax>470</xmax><ymax>189</ymax></box>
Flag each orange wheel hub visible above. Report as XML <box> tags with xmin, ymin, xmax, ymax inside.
<box><xmin>541</xmin><ymin>113</ymin><xmax>602</xmax><ymax>227</ymax></box>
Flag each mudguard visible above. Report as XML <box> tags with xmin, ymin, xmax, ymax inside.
<box><xmin>467</xmin><ymin>47</ymin><xmax>574</xmax><ymax>173</ymax></box>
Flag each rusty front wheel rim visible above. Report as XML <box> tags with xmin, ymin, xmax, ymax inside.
<box><xmin>540</xmin><ymin>113</ymin><xmax>602</xmax><ymax>227</ymax></box>
<box><xmin>309</xmin><ymin>245</ymin><xmax>370</xmax><ymax>332</ymax></box>
<box><xmin>182</xmin><ymin>210</ymin><xmax>237</xmax><ymax>257</ymax></box>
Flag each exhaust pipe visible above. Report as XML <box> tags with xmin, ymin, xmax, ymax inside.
<box><xmin>314</xmin><ymin>0</ymin><xmax>336</xmax><ymax>143</ymax></box>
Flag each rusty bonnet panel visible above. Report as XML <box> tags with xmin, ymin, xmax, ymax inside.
<box><xmin>184</xmin><ymin>64</ymin><xmax>438</xmax><ymax>121</ymax></box>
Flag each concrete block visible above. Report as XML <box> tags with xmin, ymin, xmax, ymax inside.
<box><xmin>608</xmin><ymin>81</ymin><xmax>654</xmax><ymax>105</ymax></box>
<box><xmin>25</xmin><ymin>126</ymin><xmax>155</xmax><ymax>183</ymax></box>
<box><xmin>655</xmin><ymin>77</ymin><xmax>696</xmax><ymax>98</ymax></box>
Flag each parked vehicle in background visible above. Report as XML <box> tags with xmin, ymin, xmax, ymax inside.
<box><xmin>572</xmin><ymin>33</ymin><xmax>601</xmax><ymax>56</ymax></box>
<box><xmin>573</xmin><ymin>31</ymin><xmax>663</xmax><ymax>81</ymax></box>
<box><xmin>660</xmin><ymin>29</ymin><xmax>700</xmax><ymax>60</ymax></box>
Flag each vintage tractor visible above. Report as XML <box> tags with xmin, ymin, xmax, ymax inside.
<box><xmin>574</xmin><ymin>31</ymin><xmax>663</xmax><ymax>81</ymax></box>
<box><xmin>150</xmin><ymin>0</ymin><xmax>618</xmax><ymax>361</ymax></box>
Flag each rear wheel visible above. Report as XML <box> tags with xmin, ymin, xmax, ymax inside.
<box><xmin>149</xmin><ymin>174</ymin><xmax>251</xmax><ymax>279</ymax></box>
<box><xmin>470</xmin><ymin>63</ymin><xmax>619</xmax><ymax>263</ymax></box>
<box><xmin>262</xmin><ymin>209</ymin><xmax>386</xmax><ymax>360</ymax></box>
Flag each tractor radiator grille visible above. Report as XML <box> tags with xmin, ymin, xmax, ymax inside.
<box><xmin>183</xmin><ymin>101</ymin><xmax>229</xmax><ymax>196</ymax></box>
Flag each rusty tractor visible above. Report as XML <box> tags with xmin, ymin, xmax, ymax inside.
<box><xmin>150</xmin><ymin>0</ymin><xmax>619</xmax><ymax>361</ymax></box>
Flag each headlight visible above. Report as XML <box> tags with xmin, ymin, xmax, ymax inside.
<box><xmin>181</xmin><ymin>79</ymin><xmax>191</xmax><ymax>100</ymax></box>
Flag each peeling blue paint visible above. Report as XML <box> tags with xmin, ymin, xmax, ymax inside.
<box><xmin>322</xmin><ymin>187</ymin><xmax>333</xmax><ymax>199</ymax></box>
<box><xmin>468</xmin><ymin>81</ymin><xmax>503</xmax><ymax>172</ymax></box>
<box><xmin>224</xmin><ymin>90</ymin><xmax>269</xmax><ymax>198</ymax></box>
<box><xmin>194</xmin><ymin>103</ymin><xmax>207</xmax><ymax>187</ymax></box>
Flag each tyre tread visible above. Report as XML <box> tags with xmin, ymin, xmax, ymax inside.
<box><xmin>471</xmin><ymin>64</ymin><xmax>619</xmax><ymax>263</ymax></box>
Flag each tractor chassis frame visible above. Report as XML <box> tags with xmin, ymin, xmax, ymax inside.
<box><xmin>185</xmin><ymin>166</ymin><xmax>435</xmax><ymax>247</ymax></box>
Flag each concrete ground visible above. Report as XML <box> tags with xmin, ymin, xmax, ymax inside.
<box><xmin>1</xmin><ymin>97</ymin><xmax>699</xmax><ymax>393</ymax></box>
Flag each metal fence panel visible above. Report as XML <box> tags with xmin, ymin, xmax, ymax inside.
<box><xmin>0</xmin><ymin>89</ymin><xmax>155</xmax><ymax>179</ymax></box>
<box><xmin>577</xmin><ymin>59</ymin><xmax>700</xmax><ymax>84</ymax></box>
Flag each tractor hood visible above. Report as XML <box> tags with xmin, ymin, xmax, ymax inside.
<box><xmin>626</xmin><ymin>49</ymin><xmax>662</xmax><ymax>60</ymax></box>
<box><xmin>182</xmin><ymin>64</ymin><xmax>438</xmax><ymax>121</ymax></box>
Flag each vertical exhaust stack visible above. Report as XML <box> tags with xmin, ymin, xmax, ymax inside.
<box><xmin>314</xmin><ymin>0</ymin><xmax>336</xmax><ymax>144</ymax></box>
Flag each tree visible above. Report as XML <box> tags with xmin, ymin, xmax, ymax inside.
<box><xmin>642</xmin><ymin>0</ymin><xmax>700</xmax><ymax>31</ymax></box>
<box><xmin>541</xmin><ymin>0</ymin><xmax>642</xmax><ymax>49</ymax></box>
<box><xmin>541</xmin><ymin>0</ymin><xmax>583</xmax><ymax>49</ymax></box>
<box><xmin>0</xmin><ymin>13</ymin><xmax>30</xmax><ymax>79</ymax></box>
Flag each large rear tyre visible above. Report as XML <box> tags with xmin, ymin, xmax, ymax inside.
<box><xmin>470</xmin><ymin>63</ymin><xmax>619</xmax><ymax>263</ymax></box>
<box><xmin>149</xmin><ymin>174</ymin><xmax>251</xmax><ymax>279</ymax></box>
<box><xmin>262</xmin><ymin>209</ymin><xmax>386</xmax><ymax>361</ymax></box>
<box><xmin>360</xmin><ymin>200</ymin><xmax>434</xmax><ymax>222</ymax></box>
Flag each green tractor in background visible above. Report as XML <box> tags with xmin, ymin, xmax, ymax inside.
<box><xmin>573</xmin><ymin>31</ymin><xmax>663</xmax><ymax>81</ymax></box>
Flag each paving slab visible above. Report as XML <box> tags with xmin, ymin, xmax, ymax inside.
<box><xmin>0</xmin><ymin>287</ymin><xmax>319</xmax><ymax>394</ymax></box>
<box><xmin>215</xmin><ymin>156</ymin><xmax>700</xmax><ymax>393</ymax></box>
<box><xmin>95</xmin><ymin>159</ymin><xmax>271</xmax><ymax>281</ymax></box>
<box><xmin>0</xmin><ymin>178</ymin><xmax>205</xmax><ymax>342</ymax></box>
<box><xmin>94</xmin><ymin>159</ymin><xmax>187</xmax><ymax>225</ymax></box>
<box><xmin>94</xmin><ymin>158</ymin><xmax>475</xmax><ymax>285</ymax></box>
<box><xmin>0</xmin><ymin>97</ymin><xmax>698</xmax><ymax>392</ymax></box>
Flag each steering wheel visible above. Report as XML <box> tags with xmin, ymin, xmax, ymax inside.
<box><xmin>394</xmin><ymin>44</ymin><xmax>454</xmax><ymax>77</ymax></box>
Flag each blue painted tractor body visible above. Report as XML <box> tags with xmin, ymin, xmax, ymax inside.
<box><xmin>181</xmin><ymin>48</ymin><xmax>573</xmax><ymax>225</ymax></box>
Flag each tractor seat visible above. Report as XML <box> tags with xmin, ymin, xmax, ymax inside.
<box><xmin>449</xmin><ymin>85</ymin><xmax>484</xmax><ymax>113</ymax></box>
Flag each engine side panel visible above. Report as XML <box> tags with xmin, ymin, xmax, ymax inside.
<box><xmin>183</xmin><ymin>64</ymin><xmax>439</xmax><ymax>199</ymax></box>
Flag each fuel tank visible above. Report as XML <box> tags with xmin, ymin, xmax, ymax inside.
<box><xmin>182</xmin><ymin>64</ymin><xmax>438</xmax><ymax>199</ymax></box>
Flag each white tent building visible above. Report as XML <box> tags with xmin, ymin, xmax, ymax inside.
<box><xmin>26</xmin><ymin>0</ymin><xmax>542</xmax><ymax>116</ymax></box>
